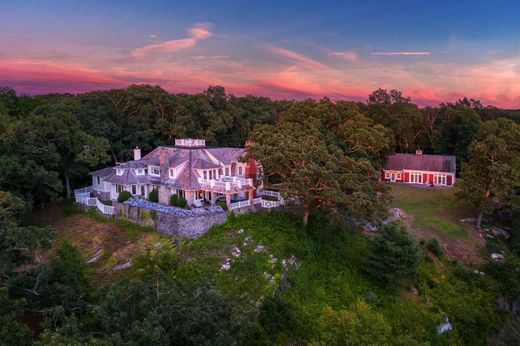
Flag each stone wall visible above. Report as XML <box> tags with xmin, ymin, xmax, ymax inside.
<box><xmin>114</xmin><ymin>202</ymin><xmax>227</xmax><ymax>238</ymax></box>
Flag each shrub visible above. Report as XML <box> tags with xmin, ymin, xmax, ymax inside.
<box><xmin>427</xmin><ymin>238</ymin><xmax>442</xmax><ymax>257</ymax></box>
<box><xmin>177</xmin><ymin>196</ymin><xmax>188</xmax><ymax>208</ymax></box>
<box><xmin>148</xmin><ymin>189</ymin><xmax>159</xmax><ymax>203</ymax></box>
<box><xmin>366</xmin><ymin>222</ymin><xmax>422</xmax><ymax>287</ymax></box>
<box><xmin>117</xmin><ymin>191</ymin><xmax>132</xmax><ymax>203</ymax></box>
<box><xmin>216</xmin><ymin>200</ymin><xmax>228</xmax><ymax>211</ymax></box>
<box><xmin>169</xmin><ymin>194</ymin><xmax>188</xmax><ymax>208</ymax></box>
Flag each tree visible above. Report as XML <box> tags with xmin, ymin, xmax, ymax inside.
<box><xmin>248</xmin><ymin>99</ymin><xmax>389</xmax><ymax>225</ymax></box>
<box><xmin>455</xmin><ymin>118</ymin><xmax>520</xmax><ymax>229</ymax></box>
<box><xmin>433</xmin><ymin>106</ymin><xmax>481</xmax><ymax>162</ymax></box>
<box><xmin>0</xmin><ymin>191</ymin><xmax>53</xmax><ymax>279</ymax></box>
<box><xmin>366</xmin><ymin>222</ymin><xmax>421</xmax><ymax>286</ymax></box>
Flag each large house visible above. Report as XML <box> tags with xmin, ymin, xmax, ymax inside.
<box><xmin>381</xmin><ymin>150</ymin><xmax>456</xmax><ymax>187</ymax></box>
<box><xmin>89</xmin><ymin>139</ymin><xmax>259</xmax><ymax>208</ymax></box>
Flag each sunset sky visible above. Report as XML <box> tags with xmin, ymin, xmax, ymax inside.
<box><xmin>1</xmin><ymin>0</ymin><xmax>520</xmax><ymax>108</ymax></box>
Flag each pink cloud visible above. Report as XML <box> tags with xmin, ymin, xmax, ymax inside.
<box><xmin>132</xmin><ymin>23</ymin><xmax>212</xmax><ymax>57</ymax></box>
<box><xmin>329</xmin><ymin>51</ymin><xmax>358</xmax><ymax>61</ymax></box>
<box><xmin>266</xmin><ymin>44</ymin><xmax>330</xmax><ymax>70</ymax></box>
<box><xmin>372</xmin><ymin>52</ymin><xmax>431</xmax><ymax>56</ymax></box>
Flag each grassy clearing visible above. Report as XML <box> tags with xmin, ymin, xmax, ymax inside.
<box><xmin>391</xmin><ymin>184</ymin><xmax>468</xmax><ymax>239</ymax></box>
<box><xmin>390</xmin><ymin>184</ymin><xmax>484</xmax><ymax>262</ymax></box>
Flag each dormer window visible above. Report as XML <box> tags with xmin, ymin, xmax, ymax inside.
<box><xmin>169</xmin><ymin>168</ymin><xmax>175</xmax><ymax>178</ymax></box>
<box><xmin>150</xmin><ymin>166</ymin><xmax>160</xmax><ymax>176</ymax></box>
<box><xmin>135</xmin><ymin>169</ymin><xmax>144</xmax><ymax>176</ymax></box>
<box><xmin>116</xmin><ymin>169</ymin><xmax>124</xmax><ymax>176</ymax></box>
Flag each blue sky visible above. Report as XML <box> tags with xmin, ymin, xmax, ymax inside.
<box><xmin>1</xmin><ymin>0</ymin><xmax>520</xmax><ymax>107</ymax></box>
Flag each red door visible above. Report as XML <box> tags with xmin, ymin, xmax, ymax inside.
<box><xmin>447</xmin><ymin>175</ymin><xmax>453</xmax><ymax>186</ymax></box>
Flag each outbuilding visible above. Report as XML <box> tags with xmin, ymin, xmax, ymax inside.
<box><xmin>382</xmin><ymin>150</ymin><xmax>456</xmax><ymax>187</ymax></box>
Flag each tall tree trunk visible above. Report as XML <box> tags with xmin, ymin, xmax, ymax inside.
<box><xmin>476</xmin><ymin>210</ymin><xmax>484</xmax><ymax>229</ymax></box>
<box><xmin>108</xmin><ymin>141</ymin><xmax>117</xmax><ymax>163</ymax></box>
<box><xmin>64</xmin><ymin>170</ymin><xmax>71</xmax><ymax>199</ymax></box>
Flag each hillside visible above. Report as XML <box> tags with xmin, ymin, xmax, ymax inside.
<box><xmin>31</xmin><ymin>188</ymin><xmax>502</xmax><ymax>345</ymax></box>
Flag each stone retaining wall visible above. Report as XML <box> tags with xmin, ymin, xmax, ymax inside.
<box><xmin>113</xmin><ymin>202</ymin><xmax>227</xmax><ymax>238</ymax></box>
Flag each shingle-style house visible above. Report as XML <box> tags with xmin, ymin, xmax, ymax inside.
<box><xmin>382</xmin><ymin>150</ymin><xmax>456</xmax><ymax>187</ymax></box>
<box><xmin>90</xmin><ymin>139</ymin><xmax>259</xmax><ymax>208</ymax></box>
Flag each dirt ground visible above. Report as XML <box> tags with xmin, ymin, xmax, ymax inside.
<box><xmin>30</xmin><ymin>202</ymin><xmax>171</xmax><ymax>280</ymax></box>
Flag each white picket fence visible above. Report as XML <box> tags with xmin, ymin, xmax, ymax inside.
<box><xmin>74</xmin><ymin>186</ymin><xmax>114</xmax><ymax>215</ymax></box>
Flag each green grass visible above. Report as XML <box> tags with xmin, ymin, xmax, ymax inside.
<box><xmin>391</xmin><ymin>184</ymin><xmax>468</xmax><ymax>239</ymax></box>
<box><xmin>40</xmin><ymin>201</ymin><xmax>501</xmax><ymax>344</ymax></box>
<box><xmin>154</xmin><ymin>212</ymin><xmax>498</xmax><ymax>344</ymax></box>
<box><xmin>419</xmin><ymin>216</ymin><xmax>467</xmax><ymax>238</ymax></box>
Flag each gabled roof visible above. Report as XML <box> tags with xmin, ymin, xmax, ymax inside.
<box><xmin>384</xmin><ymin>153</ymin><xmax>456</xmax><ymax>173</ymax></box>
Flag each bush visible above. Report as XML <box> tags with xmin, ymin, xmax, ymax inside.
<box><xmin>148</xmin><ymin>189</ymin><xmax>159</xmax><ymax>203</ymax></box>
<box><xmin>427</xmin><ymin>238</ymin><xmax>442</xmax><ymax>257</ymax></box>
<box><xmin>169</xmin><ymin>194</ymin><xmax>188</xmax><ymax>208</ymax></box>
<box><xmin>117</xmin><ymin>191</ymin><xmax>132</xmax><ymax>203</ymax></box>
<box><xmin>216</xmin><ymin>200</ymin><xmax>228</xmax><ymax>211</ymax></box>
<box><xmin>366</xmin><ymin>222</ymin><xmax>422</xmax><ymax>287</ymax></box>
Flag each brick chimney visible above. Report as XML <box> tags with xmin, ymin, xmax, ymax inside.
<box><xmin>415</xmin><ymin>149</ymin><xmax>423</xmax><ymax>156</ymax></box>
<box><xmin>133</xmin><ymin>147</ymin><xmax>141</xmax><ymax>161</ymax></box>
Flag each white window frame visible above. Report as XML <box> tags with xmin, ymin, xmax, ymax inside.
<box><xmin>149</xmin><ymin>166</ymin><xmax>160</xmax><ymax>176</ymax></box>
<box><xmin>410</xmin><ymin>172</ymin><xmax>422</xmax><ymax>184</ymax></box>
<box><xmin>396</xmin><ymin>172</ymin><xmax>402</xmax><ymax>180</ymax></box>
<box><xmin>384</xmin><ymin>171</ymin><xmax>390</xmax><ymax>179</ymax></box>
<box><xmin>135</xmin><ymin>168</ymin><xmax>144</xmax><ymax>176</ymax></box>
<box><xmin>116</xmin><ymin>169</ymin><xmax>124</xmax><ymax>176</ymax></box>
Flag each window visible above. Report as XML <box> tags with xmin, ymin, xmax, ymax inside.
<box><xmin>434</xmin><ymin>174</ymin><xmax>447</xmax><ymax>185</ymax></box>
<box><xmin>132</xmin><ymin>185</ymin><xmax>136</xmax><ymax>194</ymax></box>
<box><xmin>178</xmin><ymin>190</ymin><xmax>185</xmax><ymax>198</ymax></box>
<box><xmin>213</xmin><ymin>170</ymin><xmax>217</xmax><ymax>178</ymax></box>
<box><xmin>384</xmin><ymin>171</ymin><xmax>390</xmax><ymax>179</ymax></box>
<box><xmin>396</xmin><ymin>172</ymin><xmax>402</xmax><ymax>180</ymax></box>
<box><xmin>239</xmin><ymin>166</ymin><xmax>243</xmax><ymax>176</ymax></box>
<box><xmin>135</xmin><ymin>169</ymin><xmax>144</xmax><ymax>176</ymax></box>
<box><xmin>116</xmin><ymin>169</ymin><xmax>124</xmax><ymax>176</ymax></box>
<box><xmin>141</xmin><ymin>185</ymin><xmax>145</xmax><ymax>196</ymax></box>
<box><xmin>169</xmin><ymin>168</ymin><xmax>175</xmax><ymax>178</ymax></box>
<box><xmin>150</xmin><ymin>166</ymin><xmax>160</xmax><ymax>176</ymax></box>
<box><xmin>116</xmin><ymin>185</ymin><xmax>124</xmax><ymax>193</ymax></box>
<box><xmin>411</xmin><ymin>172</ymin><xmax>422</xmax><ymax>184</ymax></box>
<box><xmin>97</xmin><ymin>176</ymin><xmax>100</xmax><ymax>184</ymax></box>
<box><xmin>209</xmin><ymin>170</ymin><xmax>213</xmax><ymax>179</ymax></box>
<box><xmin>203</xmin><ymin>171</ymin><xmax>207</xmax><ymax>179</ymax></box>
<box><xmin>225</xmin><ymin>167</ymin><xmax>229</xmax><ymax>176</ymax></box>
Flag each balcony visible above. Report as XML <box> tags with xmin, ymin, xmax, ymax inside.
<box><xmin>198</xmin><ymin>176</ymin><xmax>254</xmax><ymax>192</ymax></box>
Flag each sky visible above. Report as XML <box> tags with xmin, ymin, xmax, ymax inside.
<box><xmin>1</xmin><ymin>0</ymin><xmax>520</xmax><ymax>108</ymax></box>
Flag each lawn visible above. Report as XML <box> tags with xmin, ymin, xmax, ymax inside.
<box><xmin>390</xmin><ymin>184</ymin><xmax>484</xmax><ymax>262</ymax></box>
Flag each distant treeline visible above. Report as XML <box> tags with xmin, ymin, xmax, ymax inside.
<box><xmin>0</xmin><ymin>84</ymin><xmax>518</xmax><ymax>207</ymax></box>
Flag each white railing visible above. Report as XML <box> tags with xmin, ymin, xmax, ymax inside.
<box><xmin>198</xmin><ymin>177</ymin><xmax>253</xmax><ymax>191</ymax></box>
<box><xmin>229</xmin><ymin>200</ymin><xmax>251</xmax><ymax>210</ymax></box>
<box><xmin>74</xmin><ymin>186</ymin><xmax>93</xmax><ymax>195</ymax></box>
<box><xmin>252</xmin><ymin>197</ymin><xmax>262</xmax><ymax>205</ymax></box>
<box><xmin>261</xmin><ymin>199</ymin><xmax>281</xmax><ymax>209</ymax></box>
<box><xmin>74</xmin><ymin>186</ymin><xmax>114</xmax><ymax>215</ymax></box>
<box><xmin>96</xmin><ymin>198</ymin><xmax>114</xmax><ymax>215</ymax></box>
<box><xmin>75</xmin><ymin>192</ymin><xmax>90</xmax><ymax>205</ymax></box>
<box><xmin>260</xmin><ymin>190</ymin><xmax>281</xmax><ymax>198</ymax></box>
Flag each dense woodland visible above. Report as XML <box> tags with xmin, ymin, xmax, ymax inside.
<box><xmin>0</xmin><ymin>85</ymin><xmax>519</xmax><ymax>345</ymax></box>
